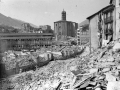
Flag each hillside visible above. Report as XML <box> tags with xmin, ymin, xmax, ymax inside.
<box><xmin>78</xmin><ymin>19</ymin><xmax>89</xmax><ymax>27</ymax></box>
<box><xmin>0</xmin><ymin>13</ymin><xmax>38</xmax><ymax>29</ymax></box>
<box><xmin>78</xmin><ymin>20</ymin><xmax>89</xmax><ymax>32</ymax></box>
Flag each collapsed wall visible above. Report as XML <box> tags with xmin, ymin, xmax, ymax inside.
<box><xmin>1</xmin><ymin>39</ymin><xmax>120</xmax><ymax>90</ymax></box>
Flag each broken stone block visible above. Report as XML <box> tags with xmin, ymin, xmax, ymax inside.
<box><xmin>89</xmin><ymin>81</ymin><xmax>97</xmax><ymax>86</ymax></box>
<box><xmin>102</xmin><ymin>39</ymin><xmax>109</xmax><ymax>47</ymax></box>
<box><xmin>94</xmin><ymin>83</ymin><xmax>103</xmax><ymax>90</ymax></box>
<box><xmin>105</xmin><ymin>73</ymin><xmax>116</xmax><ymax>82</ymax></box>
<box><xmin>98</xmin><ymin>75</ymin><xmax>105</xmax><ymax>80</ymax></box>
<box><xmin>107</xmin><ymin>56</ymin><xmax>115</xmax><ymax>62</ymax></box>
<box><xmin>95</xmin><ymin>87</ymin><xmax>102</xmax><ymax>90</ymax></box>
<box><xmin>114</xmin><ymin>70</ymin><xmax>120</xmax><ymax>77</ymax></box>
<box><xmin>102</xmin><ymin>68</ymin><xmax>110</xmax><ymax>73</ymax></box>
<box><xmin>86</xmin><ymin>87</ymin><xmax>93</xmax><ymax>90</ymax></box>
<box><xmin>89</xmin><ymin>68</ymin><xmax>98</xmax><ymax>74</ymax></box>
<box><xmin>107</xmin><ymin>81</ymin><xmax>120</xmax><ymax>90</ymax></box>
<box><xmin>117</xmin><ymin>65</ymin><xmax>120</xmax><ymax>70</ymax></box>
<box><xmin>99</xmin><ymin>62</ymin><xmax>115</xmax><ymax>67</ymax></box>
<box><xmin>113</xmin><ymin>42</ymin><xmax>120</xmax><ymax>52</ymax></box>
<box><xmin>69</xmin><ymin>66</ymin><xmax>77</xmax><ymax>71</ymax></box>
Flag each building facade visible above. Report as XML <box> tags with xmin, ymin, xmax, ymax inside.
<box><xmin>86</xmin><ymin>0</ymin><xmax>120</xmax><ymax>50</ymax></box>
<box><xmin>77</xmin><ymin>20</ymin><xmax>90</xmax><ymax>45</ymax></box>
<box><xmin>54</xmin><ymin>10</ymin><xmax>78</xmax><ymax>41</ymax></box>
<box><xmin>21</xmin><ymin>23</ymin><xmax>34</xmax><ymax>33</ymax></box>
<box><xmin>39</xmin><ymin>25</ymin><xmax>51</xmax><ymax>30</ymax></box>
<box><xmin>111</xmin><ymin>0</ymin><xmax>120</xmax><ymax>39</ymax></box>
<box><xmin>0</xmin><ymin>33</ymin><xmax>53</xmax><ymax>52</ymax></box>
<box><xmin>87</xmin><ymin>4</ymin><xmax>115</xmax><ymax>49</ymax></box>
<box><xmin>21</xmin><ymin>23</ymin><xmax>53</xmax><ymax>34</ymax></box>
<box><xmin>38</xmin><ymin>25</ymin><xmax>53</xmax><ymax>33</ymax></box>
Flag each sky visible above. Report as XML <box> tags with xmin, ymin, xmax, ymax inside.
<box><xmin>0</xmin><ymin>0</ymin><xmax>110</xmax><ymax>29</ymax></box>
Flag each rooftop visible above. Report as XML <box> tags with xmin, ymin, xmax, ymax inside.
<box><xmin>87</xmin><ymin>4</ymin><xmax>114</xmax><ymax>19</ymax></box>
<box><xmin>54</xmin><ymin>20</ymin><xmax>77</xmax><ymax>23</ymax></box>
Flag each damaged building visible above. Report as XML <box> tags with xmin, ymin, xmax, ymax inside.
<box><xmin>77</xmin><ymin>20</ymin><xmax>90</xmax><ymax>45</ymax></box>
<box><xmin>87</xmin><ymin>0</ymin><xmax>120</xmax><ymax>50</ymax></box>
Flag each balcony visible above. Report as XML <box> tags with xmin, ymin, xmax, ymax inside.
<box><xmin>104</xmin><ymin>29</ymin><xmax>113</xmax><ymax>35</ymax></box>
<box><xmin>98</xmin><ymin>22</ymin><xmax>102</xmax><ymax>30</ymax></box>
<box><xmin>104</xmin><ymin>16</ymin><xmax>113</xmax><ymax>24</ymax></box>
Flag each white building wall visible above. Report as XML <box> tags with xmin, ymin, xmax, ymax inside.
<box><xmin>115</xmin><ymin>0</ymin><xmax>120</xmax><ymax>39</ymax></box>
<box><xmin>89</xmin><ymin>15</ymin><xmax>99</xmax><ymax>49</ymax></box>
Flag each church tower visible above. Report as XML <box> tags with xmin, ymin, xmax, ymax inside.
<box><xmin>61</xmin><ymin>9</ymin><xmax>66</xmax><ymax>20</ymax></box>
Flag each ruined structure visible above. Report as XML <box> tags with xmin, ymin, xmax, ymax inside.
<box><xmin>87</xmin><ymin>3</ymin><xmax>114</xmax><ymax>50</ymax></box>
<box><xmin>77</xmin><ymin>20</ymin><xmax>90</xmax><ymax>45</ymax></box>
<box><xmin>0</xmin><ymin>33</ymin><xmax>53</xmax><ymax>52</ymax></box>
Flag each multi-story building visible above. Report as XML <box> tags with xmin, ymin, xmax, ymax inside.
<box><xmin>77</xmin><ymin>20</ymin><xmax>90</xmax><ymax>45</ymax></box>
<box><xmin>39</xmin><ymin>25</ymin><xmax>51</xmax><ymax>30</ymax></box>
<box><xmin>87</xmin><ymin>3</ymin><xmax>115</xmax><ymax>49</ymax></box>
<box><xmin>21</xmin><ymin>23</ymin><xmax>34</xmax><ymax>33</ymax></box>
<box><xmin>38</xmin><ymin>25</ymin><xmax>53</xmax><ymax>33</ymax></box>
<box><xmin>0</xmin><ymin>33</ymin><xmax>53</xmax><ymax>52</ymax></box>
<box><xmin>110</xmin><ymin>0</ymin><xmax>120</xmax><ymax>39</ymax></box>
<box><xmin>21</xmin><ymin>23</ymin><xmax>53</xmax><ymax>34</ymax></box>
<box><xmin>86</xmin><ymin>0</ymin><xmax>120</xmax><ymax>50</ymax></box>
<box><xmin>54</xmin><ymin>10</ymin><xmax>78</xmax><ymax>41</ymax></box>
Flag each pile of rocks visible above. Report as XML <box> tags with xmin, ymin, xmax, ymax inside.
<box><xmin>1</xmin><ymin>45</ymin><xmax>83</xmax><ymax>71</ymax></box>
<box><xmin>2</xmin><ymin>39</ymin><xmax>120</xmax><ymax>90</ymax></box>
<box><xmin>1</xmin><ymin>51</ymin><xmax>36</xmax><ymax>70</ymax></box>
<box><xmin>0</xmin><ymin>58</ymin><xmax>85</xmax><ymax>90</ymax></box>
<box><xmin>72</xmin><ymin>39</ymin><xmax>120</xmax><ymax>90</ymax></box>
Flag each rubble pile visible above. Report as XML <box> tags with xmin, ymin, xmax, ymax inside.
<box><xmin>1</xmin><ymin>45</ymin><xmax>83</xmax><ymax>72</ymax></box>
<box><xmin>71</xmin><ymin>39</ymin><xmax>120</xmax><ymax>90</ymax></box>
<box><xmin>1</xmin><ymin>51</ymin><xmax>38</xmax><ymax>70</ymax></box>
<box><xmin>0</xmin><ymin>58</ymin><xmax>87</xmax><ymax>90</ymax></box>
<box><xmin>1</xmin><ymin>40</ymin><xmax>120</xmax><ymax>90</ymax></box>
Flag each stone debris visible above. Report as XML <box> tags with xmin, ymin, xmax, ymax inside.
<box><xmin>1</xmin><ymin>39</ymin><xmax>120</xmax><ymax>90</ymax></box>
<box><xmin>112</xmin><ymin>42</ymin><xmax>120</xmax><ymax>52</ymax></box>
<box><xmin>1</xmin><ymin>45</ymin><xmax>83</xmax><ymax>72</ymax></box>
<box><xmin>102</xmin><ymin>39</ymin><xmax>109</xmax><ymax>47</ymax></box>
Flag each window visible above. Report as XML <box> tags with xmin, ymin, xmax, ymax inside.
<box><xmin>108</xmin><ymin>23</ymin><xmax>111</xmax><ymax>30</ymax></box>
<box><xmin>110</xmin><ymin>11</ymin><xmax>112</xmax><ymax>17</ymax></box>
<box><xmin>105</xmin><ymin>14</ymin><xmax>106</xmax><ymax>19</ymax></box>
<box><xmin>77</xmin><ymin>36</ymin><xmax>80</xmax><ymax>38</ymax></box>
<box><xmin>119</xmin><ymin>13</ymin><xmax>120</xmax><ymax>19</ymax></box>
<box><xmin>108</xmin><ymin>12</ymin><xmax>110</xmax><ymax>17</ymax></box>
<box><xmin>59</xmin><ymin>23</ymin><xmax>61</xmax><ymax>28</ymax></box>
<box><xmin>77</xmin><ymin>30</ymin><xmax>80</xmax><ymax>32</ymax></box>
<box><xmin>78</xmin><ymin>42</ymin><xmax>80</xmax><ymax>45</ymax></box>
